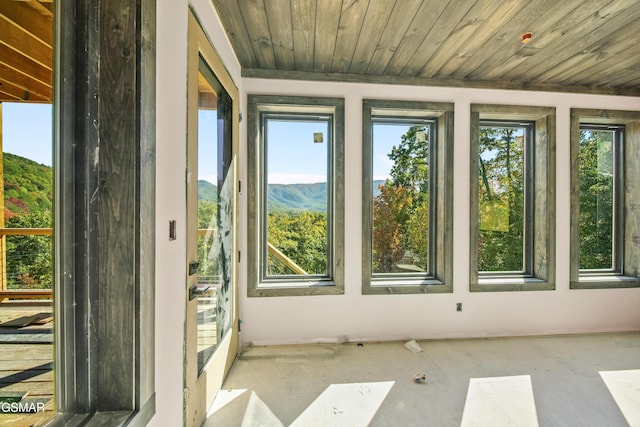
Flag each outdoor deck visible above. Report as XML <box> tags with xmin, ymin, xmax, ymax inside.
<box><xmin>0</xmin><ymin>300</ymin><xmax>54</xmax><ymax>426</ymax></box>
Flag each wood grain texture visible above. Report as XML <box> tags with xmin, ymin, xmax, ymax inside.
<box><xmin>97</xmin><ymin>0</ymin><xmax>136</xmax><ymax>410</ymax></box>
<box><xmin>265</xmin><ymin>0</ymin><xmax>295</xmax><ymax>69</ymax></box>
<box><xmin>212</xmin><ymin>0</ymin><xmax>640</xmax><ymax>94</ymax></box>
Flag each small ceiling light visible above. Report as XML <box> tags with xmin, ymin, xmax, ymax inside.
<box><xmin>521</xmin><ymin>32</ymin><xmax>533</xmax><ymax>43</ymax></box>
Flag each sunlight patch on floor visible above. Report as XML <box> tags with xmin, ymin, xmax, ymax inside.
<box><xmin>460</xmin><ymin>375</ymin><xmax>539</xmax><ymax>427</ymax></box>
<box><xmin>289</xmin><ymin>381</ymin><xmax>394</xmax><ymax>427</ymax></box>
<box><xmin>241</xmin><ymin>391</ymin><xmax>284</xmax><ymax>427</ymax></box>
<box><xmin>600</xmin><ymin>369</ymin><xmax>640</xmax><ymax>426</ymax></box>
<box><xmin>206</xmin><ymin>388</ymin><xmax>247</xmax><ymax>417</ymax></box>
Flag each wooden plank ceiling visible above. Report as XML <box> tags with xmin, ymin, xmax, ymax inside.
<box><xmin>212</xmin><ymin>0</ymin><xmax>640</xmax><ymax>95</ymax></box>
<box><xmin>0</xmin><ymin>0</ymin><xmax>53</xmax><ymax>103</ymax></box>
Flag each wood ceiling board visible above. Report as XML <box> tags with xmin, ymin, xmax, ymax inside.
<box><xmin>458</xmin><ymin>0</ymin><xmax>582</xmax><ymax>81</ymax></box>
<box><xmin>399</xmin><ymin>0</ymin><xmax>478</xmax><ymax>76</ymax></box>
<box><xmin>364</xmin><ymin>0</ymin><xmax>422</xmax><ymax>75</ymax></box>
<box><xmin>539</xmin><ymin>19</ymin><xmax>640</xmax><ymax>85</ymax></box>
<box><xmin>238</xmin><ymin>0</ymin><xmax>276</xmax><ymax>69</ymax></box>
<box><xmin>331</xmin><ymin>0</ymin><xmax>369</xmax><ymax>73</ymax></box>
<box><xmin>0</xmin><ymin>45</ymin><xmax>52</xmax><ymax>88</ymax></box>
<box><xmin>418</xmin><ymin>0</ymin><xmax>528</xmax><ymax>79</ymax></box>
<box><xmin>21</xmin><ymin>0</ymin><xmax>53</xmax><ymax>17</ymax></box>
<box><xmin>348</xmin><ymin>0</ymin><xmax>395</xmax><ymax>74</ymax></box>
<box><xmin>0</xmin><ymin>0</ymin><xmax>53</xmax><ymax>47</ymax></box>
<box><xmin>382</xmin><ymin>0</ymin><xmax>448</xmax><ymax>76</ymax></box>
<box><xmin>464</xmin><ymin>1</ymin><xmax>604</xmax><ymax>81</ymax></box>
<box><xmin>0</xmin><ymin>77</ymin><xmax>48</xmax><ymax>102</ymax></box>
<box><xmin>501</xmin><ymin>0</ymin><xmax>638</xmax><ymax>82</ymax></box>
<box><xmin>215</xmin><ymin>0</ymin><xmax>640</xmax><ymax>94</ymax></box>
<box><xmin>0</xmin><ymin>63</ymin><xmax>52</xmax><ymax>100</ymax></box>
<box><xmin>313</xmin><ymin>0</ymin><xmax>341</xmax><ymax>72</ymax></box>
<box><xmin>0</xmin><ymin>16</ymin><xmax>52</xmax><ymax>70</ymax></box>
<box><xmin>211</xmin><ymin>0</ymin><xmax>258</xmax><ymax>68</ymax></box>
<box><xmin>264</xmin><ymin>0</ymin><xmax>295</xmax><ymax>70</ymax></box>
<box><xmin>291</xmin><ymin>0</ymin><xmax>316</xmax><ymax>71</ymax></box>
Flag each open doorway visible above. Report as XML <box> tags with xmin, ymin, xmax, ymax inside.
<box><xmin>0</xmin><ymin>1</ymin><xmax>54</xmax><ymax>424</ymax></box>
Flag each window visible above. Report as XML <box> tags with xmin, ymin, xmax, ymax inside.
<box><xmin>477</xmin><ymin>121</ymin><xmax>534</xmax><ymax>276</ymax></box>
<box><xmin>247</xmin><ymin>95</ymin><xmax>344</xmax><ymax>296</ymax></box>
<box><xmin>470</xmin><ymin>105</ymin><xmax>555</xmax><ymax>292</ymax></box>
<box><xmin>362</xmin><ymin>100</ymin><xmax>453</xmax><ymax>294</ymax></box>
<box><xmin>570</xmin><ymin>109</ymin><xmax>640</xmax><ymax>289</ymax></box>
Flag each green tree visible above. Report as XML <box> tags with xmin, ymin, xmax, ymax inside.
<box><xmin>373</xmin><ymin>184</ymin><xmax>412</xmax><ymax>272</ymax></box>
<box><xmin>5</xmin><ymin>211</ymin><xmax>53</xmax><ymax>289</ymax></box>
<box><xmin>267</xmin><ymin>211</ymin><xmax>327</xmax><ymax>275</ymax></box>
<box><xmin>372</xmin><ymin>125</ymin><xmax>430</xmax><ymax>273</ymax></box>
<box><xmin>578</xmin><ymin>130</ymin><xmax>614</xmax><ymax>269</ymax></box>
<box><xmin>477</xmin><ymin>127</ymin><xmax>525</xmax><ymax>272</ymax></box>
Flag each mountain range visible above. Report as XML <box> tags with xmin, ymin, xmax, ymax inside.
<box><xmin>198</xmin><ymin>179</ymin><xmax>386</xmax><ymax>211</ymax></box>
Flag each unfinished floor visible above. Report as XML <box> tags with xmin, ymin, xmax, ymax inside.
<box><xmin>205</xmin><ymin>332</ymin><xmax>640</xmax><ymax>427</ymax></box>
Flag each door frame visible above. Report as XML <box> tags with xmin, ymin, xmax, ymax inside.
<box><xmin>184</xmin><ymin>9</ymin><xmax>240</xmax><ymax>427</ymax></box>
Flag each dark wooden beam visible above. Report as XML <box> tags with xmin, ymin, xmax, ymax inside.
<box><xmin>53</xmin><ymin>0</ymin><xmax>155</xmax><ymax>423</ymax></box>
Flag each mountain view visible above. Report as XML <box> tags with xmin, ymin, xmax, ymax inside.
<box><xmin>198</xmin><ymin>179</ymin><xmax>386</xmax><ymax>211</ymax></box>
<box><xmin>2</xmin><ymin>153</ymin><xmax>53</xmax><ymax>290</ymax></box>
<box><xmin>3</xmin><ymin>152</ymin><xmax>52</xmax><ymax>220</ymax></box>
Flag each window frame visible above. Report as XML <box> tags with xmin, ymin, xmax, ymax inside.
<box><xmin>570</xmin><ymin>109</ymin><xmax>640</xmax><ymax>289</ymax></box>
<box><xmin>477</xmin><ymin>119</ymin><xmax>535</xmax><ymax>278</ymax></box>
<box><xmin>470</xmin><ymin>105</ymin><xmax>555</xmax><ymax>292</ymax></box>
<box><xmin>362</xmin><ymin>99</ymin><xmax>454</xmax><ymax>295</ymax></box>
<box><xmin>247</xmin><ymin>95</ymin><xmax>345</xmax><ymax>297</ymax></box>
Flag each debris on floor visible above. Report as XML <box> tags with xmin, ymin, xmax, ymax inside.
<box><xmin>412</xmin><ymin>373</ymin><xmax>427</xmax><ymax>383</ymax></box>
<box><xmin>404</xmin><ymin>339</ymin><xmax>423</xmax><ymax>353</ymax></box>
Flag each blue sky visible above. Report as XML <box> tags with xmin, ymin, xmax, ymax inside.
<box><xmin>3</xmin><ymin>103</ymin><xmax>413</xmax><ymax>185</ymax></box>
<box><xmin>265</xmin><ymin>119</ymin><xmax>410</xmax><ymax>185</ymax></box>
<box><xmin>2</xmin><ymin>102</ymin><xmax>53</xmax><ymax>166</ymax></box>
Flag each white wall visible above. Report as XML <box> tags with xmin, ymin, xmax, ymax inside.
<box><xmin>153</xmin><ymin>0</ymin><xmax>241</xmax><ymax>425</ymax></box>
<box><xmin>239</xmin><ymin>78</ymin><xmax>640</xmax><ymax>346</ymax></box>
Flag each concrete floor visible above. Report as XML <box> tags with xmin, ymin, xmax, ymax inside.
<box><xmin>205</xmin><ymin>332</ymin><xmax>640</xmax><ymax>427</ymax></box>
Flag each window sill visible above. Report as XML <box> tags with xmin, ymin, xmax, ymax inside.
<box><xmin>571</xmin><ymin>275</ymin><xmax>640</xmax><ymax>289</ymax></box>
<box><xmin>249</xmin><ymin>281</ymin><xmax>344</xmax><ymax>297</ymax></box>
<box><xmin>471</xmin><ymin>277</ymin><xmax>554</xmax><ymax>292</ymax></box>
<box><xmin>363</xmin><ymin>279</ymin><xmax>452</xmax><ymax>295</ymax></box>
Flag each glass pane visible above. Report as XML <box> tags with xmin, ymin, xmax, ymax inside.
<box><xmin>196</xmin><ymin>69</ymin><xmax>233</xmax><ymax>371</ymax></box>
<box><xmin>264</xmin><ymin>118</ymin><xmax>329</xmax><ymax>277</ymax></box>
<box><xmin>477</xmin><ymin>125</ymin><xmax>526</xmax><ymax>272</ymax></box>
<box><xmin>579</xmin><ymin>129</ymin><xmax>615</xmax><ymax>270</ymax></box>
<box><xmin>372</xmin><ymin>122</ymin><xmax>430</xmax><ymax>274</ymax></box>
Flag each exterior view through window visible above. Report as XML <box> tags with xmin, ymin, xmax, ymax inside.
<box><xmin>477</xmin><ymin>121</ymin><xmax>532</xmax><ymax>275</ymax></box>
<box><xmin>578</xmin><ymin>125</ymin><xmax>622</xmax><ymax>272</ymax></box>
<box><xmin>1</xmin><ymin>102</ymin><xmax>54</xmax><ymax>421</ymax></box>
<box><xmin>263</xmin><ymin>115</ymin><xmax>331</xmax><ymax>278</ymax></box>
<box><xmin>195</xmin><ymin>64</ymin><xmax>234</xmax><ymax>370</ymax></box>
<box><xmin>372</xmin><ymin>119</ymin><xmax>434</xmax><ymax>275</ymax></box>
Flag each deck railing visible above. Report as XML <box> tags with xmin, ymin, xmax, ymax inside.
<box><xmin>0</xmin><ymin>227</ymin><xmax>306</xmax><ymax>302</ymax></box>
<box><xmin>0</xmin><ymin>227</ymin><xmax>53</xmax><ymax>302</ymax></box>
